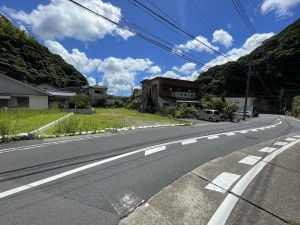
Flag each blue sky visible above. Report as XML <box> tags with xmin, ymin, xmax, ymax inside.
<box><xmin>1</xmin><ymin>0</ymin><xmax>299</xmax><ymax>95</ymax></box>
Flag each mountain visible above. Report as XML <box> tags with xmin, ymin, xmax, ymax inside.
<box><xmin>0</xmin><ymin>14</ymin><xmax>87</xmax><ymax>87</ymax></box>
<box><xmin>197</xmin><ymin>19</ymin><xmax>300</xmax><ymax>111</ymax></box>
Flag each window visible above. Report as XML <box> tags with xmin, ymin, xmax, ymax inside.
<box><xmin>94</xmin><ymin>90</ymin><xmax>103</xmax><ymax>94</ymax></box>
<box><xmin>17</xmin><ymin>97</ymin><xmax>29</xmax><ymax>108</ymax></box>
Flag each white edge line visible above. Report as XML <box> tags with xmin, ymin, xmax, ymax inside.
<box><xmin>0</xmin><ymin>121</ymin><xmax>284</xmax><ymax>197</ymax></box>
<box><xmin>207</xmin><ymin>139</ymin><xmax>300</xmax><ymax>225</ymax></box>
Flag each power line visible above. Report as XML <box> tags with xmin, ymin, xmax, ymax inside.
<box><xmin>129</xmin><ymin>0</ymin><xmax>233</xmax><ymax>61</ymax></box>
<box><xmin>188</xmin><ymin>0</ymin><xmax>218</xmax><ymax>32</ymax></box>
<box><xmin>67</xmin><ymin>0</ymin><xmax>210</xmax><ymax>68</ymax></box>
<box><xmin>83</xmin><ymin>0</ymin><xmax>207</xmax><ymax>65</ymax></box>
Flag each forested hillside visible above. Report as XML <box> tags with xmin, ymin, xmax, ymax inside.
<box><xmin>197</xmin><ymin>19</ymin><xmax>300</xmax><ymax>107</ymax></box>
<box><xmin>0</xmin><ymin>14</ymin><xmax>87</xmax><ymax>87</ymax></box>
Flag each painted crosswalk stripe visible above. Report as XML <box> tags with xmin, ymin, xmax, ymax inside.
<box><xmin>182</xmin><ymin>139</ymin><xmax>197</xmax><ymax>145</ymax></box>
<box><xmin>294</xmin><ymin>135</ymin><xmax>300</xmax><ymax>138</ymax></box>
<box><xmin>205</xmin><ymin>172</ymin><xmax>240</xmax><ymax>193</ymax></box>
<box><xmin>239</xmin><ymin>155</ymin><xmax>262</xmax><ymax>165</ymax></box>
<box><xmin>285</xmin><ymin>138</ymin><xmax>296</xmax><ymax>142</ymax></box>
<box><xmin>259</xmin><ymin>147</ymin><xmax>277</xmax><ymax>153</ymax></box>
<box><xmin>144</xmin><ymin>146</ymin><xmax>166</xmax><ymax>156</ymax></box>
<box><xmin>274</xmin><ymin>142</ymin><xmax>288</xmax><ymax>146</ymax></box>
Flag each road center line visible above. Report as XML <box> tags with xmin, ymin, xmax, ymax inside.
<box><xmin>207</xmin><ymin>138</ymin><xmax>300</xmax><ymax>225</ymax></box>
<box><xmin>144</xmin><ymin>146</ymin><xmax>166</xmax><ymax>156</ymax></box>
<box><xmin>182</xmin><ymin>139</ymin><xmax>197</xmax><ymax>145</ymax></box>
<box><xmin>0</xmin><ymin>122</ymin><xmax>282</xmax><ymax>199</ymax></box>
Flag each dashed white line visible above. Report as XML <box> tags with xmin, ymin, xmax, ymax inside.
<box><xmin>207</xmin><ymin>136</ymin><xmax>219</xmax><ymax>140</ymax></box>
<box><xmin>182</xmin><ymin>139</ymin><xmax>197</xmax><ymax>145</ymax></box>
<box><xmin>285</xmin><ymin>138</ymin><xmax>296</xmax><ymax>142</ymax></box>
<box><xmin>205</xmin><ymin>172</ymin><xmax>241</xmax><ymax>193</ymax></box>
<box><xmin>207</xmin><ymin>138</ymin><xmax>300</xmax><ymax>225</ymax></box>
<box><xmin>225</xmin><ymin>132</ymin><xmax>235</xmax><ymax>136</ymax></box>
<box><xmin>238</xmin><ymin>155</ymin><xmax>262</xmax><ymax>165</ymax></box>
<box><xmin>144</xmin><ymin>146</ymin><xmax>166</xmax><ymax>156</ymax></box>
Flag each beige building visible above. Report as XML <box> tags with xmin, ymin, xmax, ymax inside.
<box><xmin>0</xmin><ymin>73</ymin><xmax>49</xmax><ymax>109</ymax></box>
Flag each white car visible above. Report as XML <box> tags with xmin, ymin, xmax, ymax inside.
<box><xmin>234</xmin><ymin>111</ymin><xmax>252</xmax><ymax>118</ymax></box>
<box><xmin>196</xmin><ymin>109</ymin><xmax>220</xmax><ymax>122</ymax></box>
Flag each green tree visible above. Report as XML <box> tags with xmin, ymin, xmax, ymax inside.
<box><xmin>69</xmin><ymin>94</ymin><xmax>90</xmax><ymax>109</ymax></box>
<box><xmin>293</xmin><ymin>96</ymin><xmax>300</xmax><ymax>118</ymax></box>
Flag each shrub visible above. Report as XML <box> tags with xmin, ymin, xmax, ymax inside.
<box><xmin>0</xmin><ymin>120</ymin><xmax>10</xmax><ymax>136</ymax></box>
<box><xmin>55</xmin><ymin>117</ymin><xmax>79</xmax><ymax>134</ymax></box>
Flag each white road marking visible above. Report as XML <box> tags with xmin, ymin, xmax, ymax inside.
<box><xmin>250</xmin><ymin>129</ymin><xmax>258</xmax><ymax>132</ymax></box>
<box><xmin>144</xmin><ymin>146</ymin><xmax>166</xmax><ymax>156</ymax></box>
<box><xmin>239</xmin><ymin>155</ymin><xmax>261</xmax><ymax>165</ymax></box>
<box><xmin>0</xmin><ymin>149</ymin><xmax>144</xmax><ymax>199</ymax></box>
<box><xmin>0</xmin><ymin>117</ymin><xmax>284</xmax><ymax>199</ymax></box>
<box><xmin>294</xmin><ymin>135</ymin><xmax>300</xmax><ymax>138</ymax></box>
<box><xmin>285</xmin><ymin>138</ymin><xmax>296</xmax><ymax>142</ymax></box>
<box><xmin>207</xmin><ymin>136</ymin><xmax>219</xmax><ymax>140</ymax></box>
<box><xmin>259</xmin><ymin>147</ymin><xmax>277</xmax><ymax>153</ymax></box>
<box><xmin>225</xmin><ymin>132</ymin><xmax>235</xmax><ymax>136</ymax></box>
<box><xmin>274</xmin><ymin>142</ymin><xmax>288</xmax><ymax>146</ymax></box>
<box><xmin>182</xmin><ymin>139</ymin><xmax>197</xmax><ymax>145</ymax></box>
<box><xmin>239</xmin><ymin>130</ymin><xmax>248</xmax><ymax>134</ymax></box>
<box><xmin>207</xmin><ymin>139</ymin><xmax>300</xmax><ymax>225</ymax></box>
<box><xmin>205</xmin><ymin>172</ymin><xmax>241</xmax><ymax>193</ymax></box>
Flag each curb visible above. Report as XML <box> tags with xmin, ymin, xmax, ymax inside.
<box><xmin>0</xmin><ymin>113</ymin><xmax>74</xmax><ymax>141</ymax></box>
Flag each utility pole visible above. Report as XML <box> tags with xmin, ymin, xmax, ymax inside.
<box><xmin>279</xmin><ymin>87</ymin><xmax>284</xmax><ymax>114</ymax></box>
<box><xmin>243</xmin><ymin>64</ymin><xmax>252</xmax><ymax>120</ymax></box>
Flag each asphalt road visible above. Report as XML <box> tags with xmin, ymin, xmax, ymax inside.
<box><xmin>0</xmin><ymin>114</ymin><xmax>299</xmax><ymax>225</ymax></box>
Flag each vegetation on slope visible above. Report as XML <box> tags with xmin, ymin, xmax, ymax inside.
<box><xmin>197</xmin><ymin>19</ymin><xmax>300</xmax><ymax>104</ymax></box>
<box><xmin>0</xmin><ymin>14</ymin><xmax>87</xmax><ymax>87</ymax></box>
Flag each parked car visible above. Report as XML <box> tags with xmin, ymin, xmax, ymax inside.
<box><xmin>196</xmin><ymin>109</ymin><xmax>220</xmax><ymax>122</ymax></box>
<box><xmin>234</xmin><ymin>111</ymin><xmax>252</xmax><ymax>118</ymax></box>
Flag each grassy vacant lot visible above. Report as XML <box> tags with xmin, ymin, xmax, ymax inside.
<box><xmin>0</xmin><ymin>109</ymin><xmax>68</xmax><ymax>135</ymax></box>
<box><xmin>45</xmin><ymin>108</ymin><xmax>180</xmax><ymax>135</ymax></box>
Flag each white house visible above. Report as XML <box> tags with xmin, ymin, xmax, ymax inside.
<box><xmin>0</xmin><ymin>73</ymin><xmax>49</xmax><ymax>109</ymax></box>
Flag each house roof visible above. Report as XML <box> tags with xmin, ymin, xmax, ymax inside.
<box><xmin>47</xmin><ymin>90</ymin><xmax>76</xmax><ymax>97</ymax></box>
<box><xmin>0</xmin><ymin>73</ymin><xmax>50</xmax><ymax>96</ymax></box>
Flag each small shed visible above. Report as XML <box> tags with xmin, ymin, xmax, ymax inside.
<box><xmin>0</xmin><ymin>73</ymin><xmax>49</xmax><ymax>109</ymax></box>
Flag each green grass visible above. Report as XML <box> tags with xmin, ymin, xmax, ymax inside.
<box><xmin>0</xmin><ymin>109</ymin><xmax>68</xmax><ymax>135</ymax></box>
<box><xmin>45</xmin><ymin>108</ymin><xmax>180</xmax><ymax>135</ymax></box>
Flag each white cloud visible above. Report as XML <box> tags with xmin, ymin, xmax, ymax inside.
<box><xmin>175</xmin><ymin>35</ymin><xmax>219</xmax><ymax>54</ymax></box>
<box><xmin>227</xmin><ymin>23</ymin><xmax>232</xmax><ymax>29</ymax></box>
<box><xmin>98</xmin><ymin>57</ymin><xmax>153</xmax><ymax>95</ymax></box>
<box><xmin>1</xmin><ymin>0</ymin><xmax>134</xmax><ymax>41</ymax></box>
<box><xmin>45</xmin><ymin>40</ymin><xmax>101</xmax><ymax>73</ymax></box>
<box><xmin>87</xmin><ymin>77</ymin><xmax>96</xmax><ymax>86</ymax></box>
<box><xmin>45</xmin><ymin>40</ymin><xmax>155</xmax><ymax>94</ymax></box>
<box><xmin>212</xmin><ymin>29</ymin><xmax>233</xmax><ymax>48</ymax></box>
<box><xmin>261</xmin><ymin>0</ymin><xmax>300</xmax><ymax>17</ymax></box>
<box><xmin>148</xmin><ymin>66</ymin><xmax>161</xmax><ymax>74</ymax></box>
<box><xmin>172</xmin><ymin>62</ymin><xmax>196</xmax><ymax>74</ymax></box>
<box><xmin>201</xmin><ymin>32</ymin><xmax>275</xmax><ymax>72</ymax></box>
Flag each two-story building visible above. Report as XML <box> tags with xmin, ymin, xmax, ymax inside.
<box><xmin>61</xmin><ymin>84</ymin><xmax>107</xmax><ymax>106</ymax></box>
<box><xmin>141</xmin><ymin>77</ymin><xmax>202</xmax><ymax>109</ymax></box>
